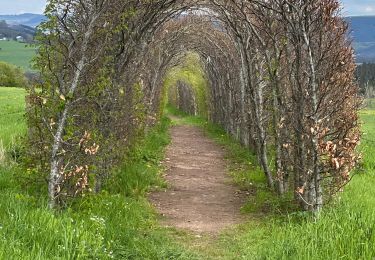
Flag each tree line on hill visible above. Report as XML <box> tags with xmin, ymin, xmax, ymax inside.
<box><xmin>0</xmin><ymin>13</ymin><xmax>45</xmax><ymax>28</ymax></box>
<box><xmin>0</xmin><ymin>62</ymin><xmax>27</xmax><ymax>88</ymax></box>
<box><xmin>0</xmin><ymin>20</ymin><xmax>36</xmax><ymax>43</ymax></box>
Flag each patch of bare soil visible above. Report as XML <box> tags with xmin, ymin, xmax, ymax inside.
<box><xmin>150</xmin><ymin>124</ymin><xmax>247</xmax><ymax>234</ymax></box>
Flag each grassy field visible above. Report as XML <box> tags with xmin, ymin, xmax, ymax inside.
<box><xmin>0</xmin><ymin>87</ymin><xmax>26</xmax><ymax>158</ymax></box>
<box><xmin>0</xmin><ymin>89</ymin><xmax>374</xmax><ymax>259</ymax></box>
<box><xmin>0</xmin><ymin>41</ymin><xmax>36</xmax><ymax>71</ymax></box>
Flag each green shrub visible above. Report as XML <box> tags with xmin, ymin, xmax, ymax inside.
<box><xmin>0</xmin><ymin>61</ymin><xmax>27</xmax><ymax>88</ymax></box>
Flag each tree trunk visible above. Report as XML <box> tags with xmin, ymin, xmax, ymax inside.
<box><xmin>48</xmin><ymin>13</ymin><xmax>98</xmax><ymax>209</ymax></box>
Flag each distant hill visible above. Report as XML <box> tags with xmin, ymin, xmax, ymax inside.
<box><xmin>346</xmin><ymin>16</ymin><xmax>375</xmax><ymax>63</ymax></box>
<box><xmin>0</xmin><ymin>21</ymin><xmax>36</xmax><ymax>43</ymax></box>
<box><xmin>0</xmin><ymin>13</ymin><xmax>45</xmax><ymax>28</ymax></box>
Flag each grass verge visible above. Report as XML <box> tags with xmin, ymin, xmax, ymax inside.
<box><xmin>0</xmin><ymin>92</ymin><xmax>196</xmax><ymax>259</ymax></box>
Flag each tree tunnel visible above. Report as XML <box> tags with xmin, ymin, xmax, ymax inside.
<box><xmin>163</xmin><ymin>53</ymin><xmax>206</xmax><ymax>116</ymax></box>
<box><xmin>27</xmin><ymin>0</ymin><xmax>361</xmax><ymax>212</ymax></box>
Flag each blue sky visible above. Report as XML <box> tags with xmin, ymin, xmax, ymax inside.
<box><xmin>0</xmin><ymin>0</ymin><xmax>374</xmax><ymax>16</ymax></box>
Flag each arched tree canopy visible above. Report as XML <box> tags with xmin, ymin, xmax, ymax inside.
<box><xmin>27</xmin><ymin>0</ymin><xmax>361</xmax><ymax>212</ymax></box>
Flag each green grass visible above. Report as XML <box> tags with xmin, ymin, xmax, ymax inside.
<box><xmin>0</xmin><ymin>176</ymin><xmax>197</xmax><ymax>259</ymax></box>
<box><xmin>0</xmin><ymin>87</ymin><xmax>26</xmax><ymax>156</ymax></box>
<box><xmin>0</xmin><ymin>41</ymin><xmax>36</xmax><ymax>71</ymax></box>
<box><xmin>104</xmin><ymin>117</ymin><xmax>171</xmax><ymax>197</ymax></box>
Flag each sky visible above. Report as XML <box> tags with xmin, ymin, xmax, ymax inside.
<box><xmin>342</xmin><ymin>0</ymin><xmax>375</xmax><ymax>16</ymax></box>
<box><xmin>0</xmin><ymin>0</ymin><xmax>375</xmax><ymax>16</ymax></box>
<box><xmin>0</xmin><ymin>0</ymin><xmax>46</xmax><ymax>15</ymax></box>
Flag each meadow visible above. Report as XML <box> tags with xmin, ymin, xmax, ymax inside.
<box><xmin>0</xmin><ymin>87</ymin><xmax>26</xmax><ymax>163</ymax></box>
<box><xmin>0</xmin><ymin>41</ymin><xmax>36</xmax><ymax>71</ymax></box>
<box><xmin>0</xmin><ymin>87</ymin><xmax>374</xmax><ymax>259</ymax></box>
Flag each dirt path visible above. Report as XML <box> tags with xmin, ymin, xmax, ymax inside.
<box><xmin>150</xmin><ymin>123</ymin><xmax>246</xmax><ymax>234</ymax></box>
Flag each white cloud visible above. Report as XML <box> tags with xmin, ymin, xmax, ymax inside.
<box><xmin>341</xmin><ymin>0</ymin><xmax>375</xmax><ymax>16</ymax></box>
<box><xmin>365</xmin><ymin>6</ymin><xmax>375</xmax><ymax>13</ymax></box>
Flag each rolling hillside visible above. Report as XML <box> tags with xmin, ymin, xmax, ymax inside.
<box><xmin>0</xmin><ymin>13</ymin><xmax>45</xmax><ymax>28</ymax></box>
<box><xmin>347</xmin><ymin>16</ymin><xmax>375</xmax><ymax>63</ymax></box>
<box><xmin>0</xmin><ymin>20</ymin><xmax>36</xmax><ymax>43</ymax></box>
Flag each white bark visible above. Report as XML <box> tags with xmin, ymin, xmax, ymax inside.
<box><xmin>48</xmin><ymin>12</ymin><xmax>99</xmax><ymax>209</ymax></box>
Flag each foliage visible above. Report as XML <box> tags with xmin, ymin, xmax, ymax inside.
<box><xmin>164</xmin><ymin>53</ymin><xmax>209</xmax><ymax>117</ymax></box>
<box><xmin>27</xmin><ymin>1</ymin><xmax>149</xmax><ymax>207</ymax></box>
<box><xmin>0</xmin><ymin>62</ymin><xmax>27</xmax><ymax>88</ymax></box>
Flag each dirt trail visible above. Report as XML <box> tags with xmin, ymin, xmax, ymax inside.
<box><xmin>150</xmin><ymin>123</ymin><xmax>246</xmax><ymax>234</ymax></box>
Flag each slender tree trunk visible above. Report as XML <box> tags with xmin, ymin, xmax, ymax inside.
<box><xmin>48</xmin><ymin>13</ymin><xmax>98</xmax><ymax>209</ymax></box>
<box><xmin>303</xmin><ymin>23</ymin><xmax>323</xmax><ymax>212</ymax></box>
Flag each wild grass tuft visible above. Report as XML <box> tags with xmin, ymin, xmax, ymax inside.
<box><xmin>105</xmin><ymin>117</ymin><xmax>171</xmax><ymax>196</ymax></box>
<box><xmin>0</xmin><ymin>141</ymin><xmax>5</xmax><ymax>165</ymax></box>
